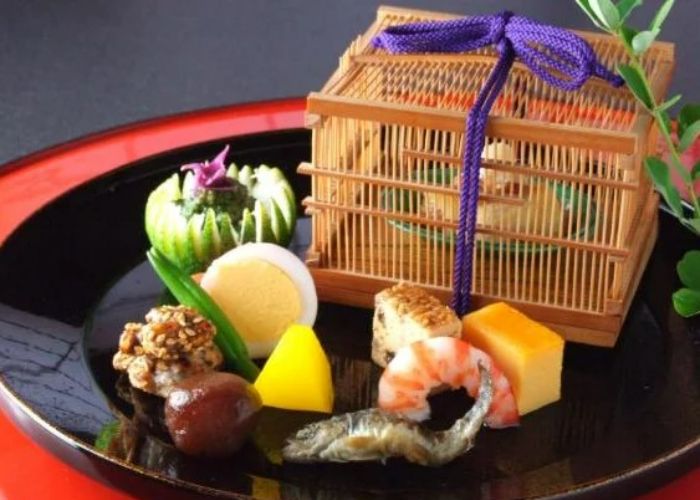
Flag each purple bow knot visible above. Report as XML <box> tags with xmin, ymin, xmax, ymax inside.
<box><xmin>373</xmin><ymin>12</ymin><xmax>624</xmax><ymax>315</ymax></box>
<box><xmin>373</xmin><ymin>11</ymin><xmax>623</xmax><ymax>91</ymax></box>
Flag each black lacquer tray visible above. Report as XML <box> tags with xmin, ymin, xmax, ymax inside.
<box><xmin>1</xmin><ymin>125</ymin><xmax>699</xmax><ymax>499</ymax></box>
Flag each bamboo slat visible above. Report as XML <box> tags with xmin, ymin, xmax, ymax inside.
<box><xmin>308</xmin><ymin>93</ymin><xmax>639</xmax><ymax>154</ymax></box>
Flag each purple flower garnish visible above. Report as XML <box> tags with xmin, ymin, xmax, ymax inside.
<box><xmin>181</xmin><ymin>145</ymin><xmax>234</xmax><ymax>191</ymax></box>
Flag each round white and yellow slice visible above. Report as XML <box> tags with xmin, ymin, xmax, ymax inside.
<box><xmin>200</xmin><ymin>243</ymin><xmax>317</xmax><ymax>358</ymax></box>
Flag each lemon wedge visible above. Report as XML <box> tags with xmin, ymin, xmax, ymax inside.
<box><xmin>200</xmin><ymin>243</ymin><xmax>317</xmax><ymax>358</ymax></box>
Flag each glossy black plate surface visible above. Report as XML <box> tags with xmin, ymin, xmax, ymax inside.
<box><xmin>1</xmin><ymin>129</ymin><xmax>699</xmax><ymax>499</ymax></box>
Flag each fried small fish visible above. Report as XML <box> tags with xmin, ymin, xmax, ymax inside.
<box><xmin>283</xmin><ymin>364</ymin><xmax>493</xmax><ymax>466</ymax></box>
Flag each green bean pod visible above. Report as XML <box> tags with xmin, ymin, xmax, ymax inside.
<box><xmin>146</xmin><ymin>247</ymin><xmax>260</xmax><ymax>382</ymax></box>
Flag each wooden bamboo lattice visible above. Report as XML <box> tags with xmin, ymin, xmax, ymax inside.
<box><xmin>300</xmin><ymin>6</ymin><xmax>674</xmax><ymax>347</ymax></box>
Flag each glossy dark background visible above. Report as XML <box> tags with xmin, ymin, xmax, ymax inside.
<box><xmin>1</xmin><ymin>0</ymin><xmax>699</xmax><ymax>165</ymax></box>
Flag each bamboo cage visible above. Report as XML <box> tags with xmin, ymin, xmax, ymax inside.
<box><xmin>299</xmin><ymin>5</ymin><xmax>675</xmax><ymax>347</ymax></box>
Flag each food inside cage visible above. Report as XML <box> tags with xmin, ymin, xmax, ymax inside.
<box><xmin>413</xmin><ymin>141</ymin><xmax>581</xmax><ymax>240</ymax></box>
<box><xmin>421</xmin><ymin>173</ymin><xmax>567</xmax><ymax>237</ymax></box>
<box><xmin>476</xmin><ymin>183</ymin><xmax>566</xmax><ymax>237</ymax></box>
<box><xmin>421</xmin><ymin>141</ymin><xmax>517</xmax><ymax>222</ymax></box>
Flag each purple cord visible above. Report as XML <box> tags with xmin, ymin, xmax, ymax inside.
<box><xmin>373</xmin><ymin>11</ymin><xmax>623</xmax><ymax>315</ymax></box>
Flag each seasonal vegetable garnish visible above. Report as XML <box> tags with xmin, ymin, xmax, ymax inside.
<box><xmin>145</xmin><ymin>145</ymin><xmax>297</xmax><ymax>274</ymax></box>
<box><xmin>575</xmin><ymin>0</ymin><xmax>700</xmax><ymax>316</ymax></box>
<box><xmin>200</xmin><ymin>243</ymin><xmax>318</xmax><ymax>359</ymax></box>
<box><xmin>146</xmin><ymin>247</ymin><xmax>259</xmax><ymax>382</ymax></box>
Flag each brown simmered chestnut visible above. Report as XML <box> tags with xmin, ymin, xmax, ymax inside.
<box><xmin>165</xmin><ymin>372</ymin><xmax>262</xmax><ymax>457</ymax></box>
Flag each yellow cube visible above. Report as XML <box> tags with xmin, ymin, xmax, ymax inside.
<box><xmin>462</xmin><ymin>303</ymin><xmax>564</xmax><ymax>415</ymax></box>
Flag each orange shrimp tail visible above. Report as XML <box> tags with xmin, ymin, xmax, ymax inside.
<box><xmin>483</xmin><ymin>363</ymin><xmax>519</xmax><ymax>428</ymax></box>
<box><xmin>377</xmin><ymin>337</ymin><xmax>520</xmax><ymax>429</ymax></box>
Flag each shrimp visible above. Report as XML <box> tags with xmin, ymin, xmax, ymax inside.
<box><xmin>377</xmin><ymin>337</ymin><xmax>519</xmax><ymax>428</ymax></box>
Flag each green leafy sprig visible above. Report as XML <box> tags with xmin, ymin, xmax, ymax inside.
<box><xmin>576</xmin><ymin>0</ymin><xmax>699</xmax><ymax>228</ymax></box>
<box><xmin>575</xmin><ymin>0</ymin><xmax>700</xmax><ymax>317</ymax></box>
<box><xmin>673</xmin><ymin>251</ymin><xmax>700</xmax><ymax>317</ymax></box>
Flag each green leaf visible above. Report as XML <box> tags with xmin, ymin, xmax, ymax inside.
<box><xmin>589</xmin><ymin>0</ymin><xmax>621</xmax><ymax>29</ymax></box>
<box><xmin>645</xmin><ymin>156</ymin><xmax>683</xmax><ymax>217</ymax></box>
<box><xmin>677</xmin><ymin>104</ymin><xmax>700</xmax><ymax>151</ymax></box>
<box><xmin>679</xmin><ymin>104</ymin><xmax>700</xmax><ymax>137</ymax></box>
<box><xmin>677</xmin><ymin>250</ymin><xmax>700</xmax><ymax>290</ymax></box>
<box><xmin>656</xmin><ymin>94</ymin><xmax>682</xmax><ymax>112</ymax></box>
<box><xmin>617</xmin><ymin>0</ymin><xmax>643</xmax><ymax>22</ymax></box>
<box><xmin>679</xmin><ymin>121</ymin><xmax>700</xmax><ymax>152</ymax></box>
<box><xmin>575</xmin><ymin>0</ymin><xmax>608</xmax><ymax>30</ymax></box>
<box><xmin>618</xmin><ymin>64</ymin><xmax>654</xmax><ymax>109</ymax></box>
<box><xmin>619</xmin><ymin>25</ymin><xmax>639</xmax><ymax>48</ymax></box>
<box><xmin>651</xmin><ymin>0</ymin><xmax>675</xmax><ymax>31</ymax></box>
<box><xmin>631</xmin><ymin>29</ymin><xmax>659</xmax><ymax>55</ymax></box>
<box><xmin>95</xmin><ymin>421</ymin><xmax>120</xmax><ymax>452</ymax></box>
<box><xmin>673</xmin><ymin>288</ymin><xmax>700</xmax><ymax>317</ymax></box>
<box><xmin>679</xmin><ymin>104</ymin><xmax>700</xmax><ymax>153</ymax></box>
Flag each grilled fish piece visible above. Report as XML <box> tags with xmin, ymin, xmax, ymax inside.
<box><xmin>282</xmin><ymin>364</ymin><xmax>493</xmax><ymax>466</ymax></box>
<box><xmin>372</xmin><ymin>282</ymin><xmax>461</xmax><ymax>367</ymax></box>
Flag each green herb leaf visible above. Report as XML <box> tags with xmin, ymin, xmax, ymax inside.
<box><xmin>677</xmin><ymin>250</ymin><xmax>700</xmax><ymax>290</ymax></box>
<box><xmin>589</xmin><ymin>0</ymin><xmax>621</xmax><ymax>29</ymax></box>
<box><xmin>619</xmin><ymin>26</ymin><xmax>639</xmax><ymax>48</ymax></box>
<box><xmin>618</xmin><ymin>64</ymin><xmax>654</xmax><ymax>109</ymax></box>
<box><xmin>656</xmin><ymin>94</ymin><xmax>682</xmax><ymax>113</ymax></box>
<box><xmin>645</xmin><ymin>156</ymin><xmax>683</xmax><ymax>217</ymax></box>
<box><xmin>651</xmin><ymin>0</ymin><xmax>675</xmax><ymax>31</ymax></box>
<box><xmin>673</xmin><ymin>288</ymin><xmax>700</xmax><ymax>317</ymax></box>
<box><xmin>678</xmin><ymin>104</ymin><xmax>700</xmax><ymax>151</ymax></box>
<box><xmin>95</xmin><ymin>421</ymin><xmax>120</xmax><ymax>452</ymax></box>
<box><xmin>575</xmin><ymin>0</ymin><xmax>608</xmax><ymax>30</ymax></box>
<box><xmin>617</xmin><ymin>0</ymin><xmax>643</xmax><ymax>22</ymax></box>
<box><xmin>679</xmin><ymin>104</ymin><xmax>700</xmax><ymax>136</ymax></box>
<box><xmin>632</xmin><ymin>29</ymin><xmax>659</xmax><ymax>55</ymax></box>
<box><xmin>679</xmin><ymin>120</ymin><xmax>700</xmax><ymax>152</ymax></box>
